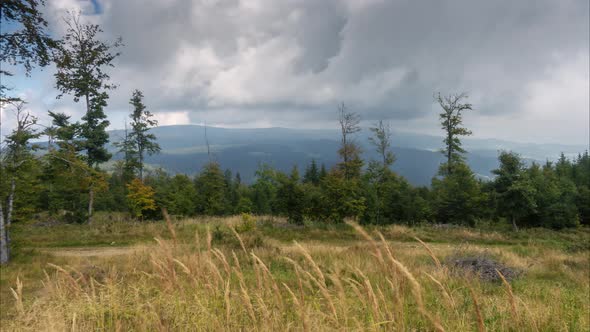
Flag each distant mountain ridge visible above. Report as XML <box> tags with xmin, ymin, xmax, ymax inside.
<box><xmin>106</xmin><ymin>125</ymin><xmax>586</xmax><ymax>186</ymax></box>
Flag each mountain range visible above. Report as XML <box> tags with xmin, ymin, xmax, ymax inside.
<box><xmin>106</xmin><ymin>125</ymin><xmax>586</xmax><ymax>186</ymax></box>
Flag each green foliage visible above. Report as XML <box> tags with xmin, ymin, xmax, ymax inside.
<box><xmin>300</xmin><ymin>183</ymin><xmax>324</xmax><ymax>222</ymax></box>
<box><xmin>363</xmin><ymin>171</ymin><xmax>431</xmax><ymax>225</ymax></box>
<box><xmin>492</xmin><ymin>152</ymin><xmax>581</xmax><ymax>230</ymax></box>
<box><xmin>9</xmin><ymin>158</ymin><xmax>43</xmax><ymax>222</ymax></box>
<box><xmin>368</xmin><ymin>120</ymin><xmax>395</xmax><ymax>169</ymax></box>
<box><xmin>1</xmin><ymin>101</ymin><xmax>43</xmax><ymax>222</ymax></box>
<box><xmin>127</xmin><ymin>90</ymin><xmax>160</xmax><ymax>179</ymax></box>
<box><xmin>492</xmin><ymin>152</ymin><xmax>537</xmax><ymax>230</ymax></box>
<box><xmin>235</xmin><ymin>213</ymin><xmax>256</xmax><ymax>233</ymax></box>
<box><xmin>165</xmin><ymin>176</ymin><xmax>193</xmax><ymax>214</ymax></box>
<box><xmin>40</xmin><ymin>113</ymin><xmax>86</xmax><ymax>217</ymax></box>
<box><xmin>40</xmin><ymin>148</ymin><xmax>108</xmax><ymax>223</ymax></box>
<box><xmin>576</xmin><ymin>185</ymin><xmax>590</xmax><ymax>226</ymax></box>
<box><xmin>337</xmin><ymin>143</ymin><xmax>364</xmax><ymax>180</ymax></box>
<box><xmin>53</xmin><ymin>12</ymin><xmax>122</xmax><ymax>167</ymax></box>
<box><xmin>319</xmin><ymin>171</ymin><xmax>366</xmax><ymax>223</ymax></box>
<box><xmin>337</xmin><ymin>104</ymin><xmax>363</xmax><ymax>180</ymax></box>
<box><xmin>275</xmin><ymin>167</ymin><xmax>305</xmax><ymax>224</ymax></box>
<box><xmin>113</xmin><ymin>127</ymin><xmax>138</xmax><ymax>183</ymax></box>
<box><xmin>436</xmin><ymin>92</ymin><xmax>473</xmax><ymax>175</ymax></box>
<box><xmin>251</xmin><ymin>164</ymin><xmax>280</xmax><ymax>215</ymax></box>
<box><xmin>303</xmin><ymin>159</ymin><xmax>320</xmax><ymax>185</ymax></box>
<box><xmin>432</xmin><ymin>162</ymin><xmax>482</xmax><ymax>226</ymax></box>
<box><xmin>526</xmin><ymin>163</ymin><xmax>579</xmax><ymax>229</ymax></box>
<box><xmin>0</xmin><ymin>0</ymin><xmax>56</xmax><ymax>107</ymax></box>
<box><xmin>94</xmin><ymin>162</ymin><xmax>128</xmax><ymax>212</ymax></box>
<box><xmin>194</xmin><ymin>162</ymin><xmax>228</xmax><ymax>215</ymax></box>
<box><xmin>570</xmin><ymin>151</ymin><xmax>590</xmax><ymax>225</ymax></box>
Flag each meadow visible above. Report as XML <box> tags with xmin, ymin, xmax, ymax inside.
<box><xmin>1</xmin><ymin>214</ymin><xmax>588</xmax><ymax>331</ymax></box>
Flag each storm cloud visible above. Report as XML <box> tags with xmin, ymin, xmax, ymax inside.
<box><xmin>3</xmin><ymin>0</ymin><xmax>588</xmax><ymax>144</ymax></box>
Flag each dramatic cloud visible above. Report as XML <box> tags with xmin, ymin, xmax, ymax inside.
<box><xmin>2</xmin><ymin>0</ymin><xmax>588</xmax><ymax>145</ymax></box>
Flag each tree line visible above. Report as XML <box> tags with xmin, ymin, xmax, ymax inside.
<box><xmin>1</xmin><ymin>1</ymin><xmax>588</xmax><ymax>264</ymax></box>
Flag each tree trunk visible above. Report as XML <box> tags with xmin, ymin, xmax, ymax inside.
<box><xmin>85</xmin><ymin>93</ymin><xmax>95</xmax><ymax>225</ymax></box>
<box><xmin>139</xmin><ymin>150</ymin><xmax>143</xmax><ymax>181</ymax></box>
<box><xmin>88</xmin><ymin>186</ymin><xmax>94</xmax><ymax>224</ymax></box>
<box><xmin>511</xmin><ymin>216</ymin><xmax>519</xmax><ymax>232</ymax></box>
<box><xmin>0</xmin><ymin>202</ymin><xmax>9</xmax><ymax>264</ymax></box>
<box><xmin>447</xmin><ymin>132</ymin><xmax>453</xmax><ymax>175</ymax></box>
<box><xmin>7</xmin><ymin>178</ymin><xmax>15</xmax><ymax>226</ymax></box>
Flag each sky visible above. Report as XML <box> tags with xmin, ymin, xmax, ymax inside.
<box><xmin>1</xmin><ymin>0</ymin><xmax>589</xmax><ymax>146</ymax></box>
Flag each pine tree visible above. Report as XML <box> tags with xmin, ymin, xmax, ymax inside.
<box><xmin>555</xmin><ymin>152</ymin><xmax>572</xmax><ymax>179</ymax></box>
<box><xmin>303</xmin><ymin>159</ymin><xmax>320</xmax><ymax>185</ymax></box>
<box><xmin>276</xmin><ymin>166</ymin><xmax>305</xmax><ymax>224</ymax></box>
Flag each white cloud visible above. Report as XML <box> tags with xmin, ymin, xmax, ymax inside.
<box><xmin>153</xmin><ymin>111</ymin><xmax>191</xmax><ymax>127</ymax></box>
<box><xmin>3</xmin><ymin>0</ymin><xmax>587</xmax><ymax>145</ymax></box>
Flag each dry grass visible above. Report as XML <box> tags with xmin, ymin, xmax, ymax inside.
<box><xmin>1</xmin><ymin>217</ymin><xmax>589</xmax><ymax>331</ymax></box>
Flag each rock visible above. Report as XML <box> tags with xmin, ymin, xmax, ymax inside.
<box><xmin>448</xmin><ymin>256</ymin><xmax>520</xmax><ymax>282</ymax></box>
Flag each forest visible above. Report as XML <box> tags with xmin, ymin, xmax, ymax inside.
<box><xmin>1</xmin><ymin>1</ymin><xmax>589</xmax><ymax>265</ymax></box>
<box><xmin>1</xmin><ymin>2</ymin><xmax>589</xmax><ymax>331</ymax></box>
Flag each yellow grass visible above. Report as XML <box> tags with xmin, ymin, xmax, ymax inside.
<box><xmin>1</xmin><ymin>217</ymin><xmax>588</xmax><ymax>331</ymax></box>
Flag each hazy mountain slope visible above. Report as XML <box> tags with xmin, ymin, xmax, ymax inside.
<box><xmin>106</xmin><ymin>125</ymin><xmax>584</xmax><ymax>185</ymax></box>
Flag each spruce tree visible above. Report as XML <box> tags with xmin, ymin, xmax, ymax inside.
<box><xmin>432</xmin><ymin>162</ymin><xmax>482</xmax><ymax>226</ymax></box>
<box><xmin>53</xmin><ymin>12</ymin><xmax>122</xmax><ymax>223</ymax></box>
<box><xmin>128</xmin><ymin>90</ymin><xmax>160</xmax><ymax>180</ymax></box>
<box><xmin>303</xmin><ymin>159</ymin><xmax>320</xmax><ymax>185</ymax></box>
<box><xmin>492</xmin><ymin>152</ymin><xmax>537</xmax><ymax>231</ymax></box>
<box><xmin>277</xmin><ymin>166</ymin><xmax>305</xmax><ymax>224</ymax></box>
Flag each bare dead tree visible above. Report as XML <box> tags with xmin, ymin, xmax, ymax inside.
<box><xmin>338</xmin><ymin>103</ymin><xmax>362</xmax><ymax>179</ymax></box>
<box><xmin>368</xmin><ymin>120</ymin><xmax>395</xmax><ymax>170</ymax></box>
<box><xmin>0</xmin><ymin>101</ymin><xmax>39</xmax><ymax>264</ymax></box>
<box><xmin>4</xmin><ymin>101</ymin><xmax>39</xmax><ymax>227</ymax></box>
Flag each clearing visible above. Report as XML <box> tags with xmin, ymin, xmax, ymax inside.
<box><xmin>1</xmin><ymin>214</ymin><xmax>588</xmax><ymax>331</ymax></box>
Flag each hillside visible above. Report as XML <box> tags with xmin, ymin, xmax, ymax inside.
<box><xmin>107</xmin><ymin>125</ymin><xmax>583</xmax><ymax>185</ymax></box>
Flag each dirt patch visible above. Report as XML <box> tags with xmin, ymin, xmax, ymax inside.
<box><xmin>39</xmin><ymin>246</ymin><xmax>148</xmax><ymax>257</ymax></box>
